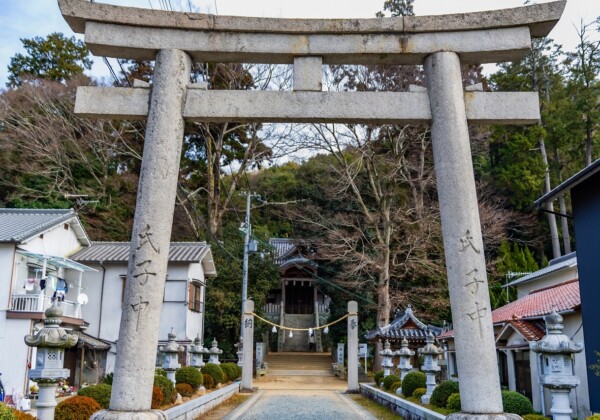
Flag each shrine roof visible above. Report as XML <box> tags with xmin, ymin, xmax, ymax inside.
<box><xmin>364</xmin><ymin>304</ymin><xmax>445</xmax><ymax>341</ymax></box>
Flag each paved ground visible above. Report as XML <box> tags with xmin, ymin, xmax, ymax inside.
<box><xmin>223</xmin><ymin>389</ymin><xmax>376</xmax><ymax>420</ymax></box>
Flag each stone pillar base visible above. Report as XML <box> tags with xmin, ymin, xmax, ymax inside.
<box><xmin>90</xmin><ymin>410</ymin><xmax>167</xmax><ymax>420</ymax></box>
<box><xmin>447</xmin><ymin>414</ymin><xmax>522</xmax><ymax>420</ymax></box>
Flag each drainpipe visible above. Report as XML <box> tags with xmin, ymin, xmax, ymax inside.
<box><xmin>97</xmin><ymin>261</ymin><xmax>106</xmax><ymax>339</ymax></box>
<box><xmin>536</xmin><ymin>352</ymin><xmax>546</xmax><ymax>416</ymax></box>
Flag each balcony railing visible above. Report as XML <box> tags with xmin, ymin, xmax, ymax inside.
<box><xmin>263</xmin><ymin>303</ymin><xmax>281</xmax><ymax>314</ymax></box>
<box><xmin>10</xmin><ymin>294</ymin><xmax>82</xmax><ymax>319</ymax></box>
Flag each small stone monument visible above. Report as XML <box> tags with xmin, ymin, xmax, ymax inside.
<box><xmin>396</xmin><ymin>337</ymin><xmax>415</xmax><ymax>395</ymax></box>
<box><xmin>189</xmin><ymin>334</ymin><xmax>207</xmax><ymax>369</ymax></box>
<box><xmin>235</xmin><ymin>339</ymin><xmax>243</xmax><ymax>367</ymax></box>
<box><xmin>24</xmin><ymin>303</ymin><xmax>78</xmax><ymax>420</ymax></box>
<box><xmin>207</xmin><ymin>338</ymin><xmax>223</xmax><ymax>365</ymax></box>
<box><xmin>418</xmin><ymin>330</ymin><xmax>443</xmax><ymax>404</ymax></box>
<box><xmin>159</xmin><ymin>329</ymin><xmax>184</xmax><ymax>384</ymax></box>
<box><xmin>530</xmin><ymin>310</ymin><xmax>583</xmax><ymax>420</ymax></box>
<box><xmin>379</xmin><ymin>340</ymin><xmax>394</xmax><ymax>378</ymax></box>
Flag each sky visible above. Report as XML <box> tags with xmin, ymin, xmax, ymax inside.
<box><xmin>0</xmin><ymin>0</ymin><xmax>599</xmax><ymax>87</ymax></box>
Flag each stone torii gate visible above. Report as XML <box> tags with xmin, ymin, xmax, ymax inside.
<box><xmin>58</xmin><ymin>1</ymin><xmax>565</xmax><ymax>418</ymax></box>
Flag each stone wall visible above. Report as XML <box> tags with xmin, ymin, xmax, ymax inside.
<box><xmin>165</xmin><ymin>381</ymin><xmax>240</xmax><ymax>420</ymax></box>
<box><xmin>359</xmin><ymin>384</ymin><xmax>445</xmax><ymax>420</ymax></box>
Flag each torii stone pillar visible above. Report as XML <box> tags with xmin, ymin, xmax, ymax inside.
<box><xmin>426</xmin><ymin>52</ymin><xmax>508</xmax><ymax>416</ymax></box>
<box><xmin>241</xmin><ymin>300</ymin><xmax>255</xmax><ymax>392</ymax></box>
<box><xmin>93</xmin><ymin>49</ymin><xmax>191</xmax><ymax>419</ymax></box>
<box><xmin>347</xmin><ymin>301</ymin><xmax>359</xmax><ymax>392</ymax></box>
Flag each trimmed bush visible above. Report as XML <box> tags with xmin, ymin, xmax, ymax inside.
<box><xmin>401</xmin><ymin>371</ymin><xmax>426</xmax><ymax>397</ymax></box>
<box><xmin>154</xmin><ymin>374</ymin><xmax>175</xmax><ymax>405</ymax></box>
<box><xmin>201</xmin><ymin>363</ymin><xmax>225</xmax><ymax>385</ymax></box>
<box><xmin>502</xmin><ymin>390</ymin><xmax>534</xmax><ymax>415</ymax></box>
<box><xmin>430</xmin><ymin>380</ymin><xmax>460</xmax><ymax>408</ymax></box>
<box><xmin>100</xmin><ymin>373</ymin><xmax>113</xmax><ymax>385</ymax></box>
<box><xmin>155</xmin><ymin>368</ymin><xmax>167</xmax><ymax>377</ymax></box>
<box><xmin>587</xmin><ymin>416</ymin><xmax>600</xmax><ymax>420</ymax></box>
<box><xmin>151</xmin><ymin>386</ymin><xmax>163</xmax><ymax>409</ymax></box>
<box><xmin>382</xmin><ymin>375</ymin><xmax>401</xmax><ymax>391</ymax></box>
<box><xmin>523</xmin><ymin>415</ymin><xmax>548</xmax><ymax>420</ymax></box>
<box><xmin>0</xmin><ymin>403</ymin><xmax>17</xmax><ymax>420</ymax></box>
<box><xmin>175</xmin><ymin>383</ymin><xmax>194</xmax><ymax>398</ymax></box>
<box><xmin>14</xmin><ymin>410</ymin><xmax>36</xmax><ymax>420</ymax></box>
<box><xmin>447</xmin><ymin>393</ymin><xmax>461</xmax><ymax>412</ymax></box>
<box><xmin>390</xmin><ymin>382</ymin><xmax>402</xmax><ymax>393</ymax></box>
<box><xmin>413</xmin><ymin>388</ymin><xmax>427</xmax><ymax>400</ymax></box>
<box><xmin>221</xmin><ymin>363</ymin><xmax>241</xmax><ymax>381</ymax></box>
<box><xmin>55</xmin><ymin>396</ymin><xmax>102</xmax><ymax>420</ymax></box>
<box><xmin>78</xmin><ymin>383</ymin><xmax>112</xmax><ymax>408</ymax></box>
<box><xmin>175</xmin><ymin>367</ymin><xmax>203</xmax><ymax>390</ymax></box>
<box><xmin>374</xmin><ymin>370</ymin><xmax>384</xmax><ymax>386</ymax></box>
<box><xmin>203</xmin><ymin>374</ymin><xmax>215</xmax><ymax>389</ymax></box>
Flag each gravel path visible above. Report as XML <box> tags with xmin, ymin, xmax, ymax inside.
<box><xmin>224</xmin><ymin>389</ymin><xmax>376</xmax><ymax>420</ymax></box>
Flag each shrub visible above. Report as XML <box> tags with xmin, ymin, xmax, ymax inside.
<box><xmin>430</xmin><ymin>381</ymin><xmax>460</xmax><ymax>408</ymax></box>
<box><xmin>523</xmin><ymin>415</ymin><xmax>549</xmax><ymax>420</ymax></box>
<box><xmin>203</xmin><ymin>374</ymin><xmax>215</xmax><ymax>389</ymax></box>
<box><xmin>374</xmin><ymin>370</ymin><xmax>384</xmax><ymax>386</ymax></box>
<box><xmin>0</xmin><ymin>403</ymin><xmax>17</xmax><ymax>420</ymax></box>
<box><xmin>502</xmin><ymin>390</ymin><xmax>534</xmax><ymax>415</ymax></box>
<box><xmin>390</xmin><ymin>382</ymin><xmax>402</xmax><ymax>393</ymax></box>
<box><xmin>78</xmin><ymin>383</ymin><xmax>112</xmax><ymax>408</ymax></box>
<box><xmin>447</xmin><ymin>393</ymin><xmax>461</xmax><ymax>412</ymax></box>
<box><xmin>382</xmin><ymin>375</ymin><xmax>401</xmax><ymax>391</ymax></box>
<box><xmin>413</xmin><ymin>388</ymin><xmax>427</xmax><ymax>400</ymax></box>
<box><xmin>154</xmin><ymin>374</ymin><xmax>175</xmax><ymax>405</ymax></box>
<box><xmin>155</xmin><ymin>368</ymin><xmax>167</xmax><ymax>377</ymax></box>
<box><xmin>175</xmin><ymin>367</ymin><xmax>203</xmax><ymax>390</ymax></box>
<box><xmin>587</xmin><ymin>416</ymin><xmax>600</xmax><ymax>420</ymax></box>
<box><xmin>151</xmin><ymin>386</ymin><xmax>163</xmax><ymax>409</ymax></box>
<box><xmin>100</xmin><ymin>372</ymin><xmax>113</xmax><ymax>385</ymax></box>
<box><xmin>55</xmin><ymin>396</ymin><xmax>102</xmax><ymax>420</ymax></box>
<box><xmin>175</xmin><ymin>383</ymin><xmax>194</xmax><ymax>398</ymax></box>
<box><xmin>221</xmin><ymin>362</ymin><xmax>241</xmax><ymax>381</ymax></box>
<box><xmin>14</xmin><ymin>411</ymin><xmax>36</xmax><ymax>420</ymax></box>
<box><xmin>201</xmin><ymin>363</ymin><xmax>225</xmax><ymax>384</ymax></box>
<box><xmin>401</xmin><ymin>371</ymin><xmax>426</xmax><ymax>397</ymax></box>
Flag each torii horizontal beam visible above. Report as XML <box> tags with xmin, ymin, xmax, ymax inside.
<box><xmin>75</xmin><ymin>87</ymin><xmax>540</xmax><ymax>125</ymax></box>
<box><xmin>59</xmin><ymin>0</ymin><xmax>565</xmax><ymax>65</ymax></box>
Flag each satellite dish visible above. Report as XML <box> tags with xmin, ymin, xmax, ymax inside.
<box><xmin>77</xmin><ymin>293</ymin><xmax>89</xmax><ymax>305</ymax></box>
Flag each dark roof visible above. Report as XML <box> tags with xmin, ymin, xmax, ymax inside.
<box><xmin>505</xmin><ymin>252</ymin><xmax>577</xmax><ymax>287</ymax></box>
<box><xmin>71</xmin><ymin>241</ymin><xmax>211</xmax><ymax>263</ymax></box>
<box><xmin>72</xmin><ymin>330</ymin><xmax>111</xmax><ymax>350</ymax></box>
<box><xmin>0</xmin><ymin>209</ymin><xmax>84</xmax><ymax>243</ymax></box>
<box><xmin>269</xmin><ymin>238</ymin><xmax>316</xmax><ymax>268</ymax></box>
<box><xmin>534</xmin><ymin>158</ymin><xmax>600</xmax><ymax>207</ymax></box>
<box><xmin>364</xmin><ymin>305</ymin><xmax>445</xmax><ymax>341</ymax></box>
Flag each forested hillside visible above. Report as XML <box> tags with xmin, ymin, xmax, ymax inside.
<box><xmin>0</xmin><ymin>2</ymin><xmax>598</xmax><ymax>350</ymax></box>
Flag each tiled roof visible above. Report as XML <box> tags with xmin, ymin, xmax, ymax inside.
<box><xmin>0</xmin><ymin>209</ymin><xmax>76</xmax><ymax>243</ymax></box>
<box><xmin>269</xmin><ymin>238</ymin><xmax>316</xmax><ymax>268</ymax></box>
<box><xmin>505</xmin><ymin>252</ymin><xmax>577</xmax><ymax>287</ymax></box>
<box><xmin>71</xmin><ymin>242</ymin><xmax>210</xmax><ymax>263</ymax></box>
<box><xmin>269</xmin><ymin>238</ymin><xmax>296</xmax><ymax>260</ymax></box>
<box><xmin>508</xmin><ymin>320</ymin><xmax>546</xmax><ymax>341</ymax></box>
<box><xmin>492</xmin><ymin>279</ymin><xmax>580</xmax><ymax>323</ymax></box>
<box><xmin>365</xmin><ymin>305</ymin><xmax>445</xmax><ymax>341</ymax></box>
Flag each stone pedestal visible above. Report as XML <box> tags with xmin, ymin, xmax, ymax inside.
<box><xmin>241</xmin><ymin>300</ymin><xmax>254</xmax><ymax>392</ymax></box>
<box><xmin>37</xmin><ymin>384</ymin><xmax>58</xmax><ymax>420</ymax></box>
<box><xmin>425</xmin><ymin>51</ymin><xmax>503</xmax><ymax>414</ymax></box>
<box><xmin>347</xmin><ymin>301</ymin><xmax>359</xmax><ymax>392</ymax></box>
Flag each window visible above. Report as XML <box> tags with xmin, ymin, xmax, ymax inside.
<box><xmin>188</xmin><ymin>282</ymin><xmax>202</xmax><ymax>313</ymax></box>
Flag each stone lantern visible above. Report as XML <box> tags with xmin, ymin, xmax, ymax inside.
<box><xmin>395</xmin><ymin>337</ymin><xmax>415</xmax><ymax>395</ymax></box>
<box><xmin>379</xmin><ymin>340</ymin><xmax>395</xmax><ymax>378</ymax></box>
<box><xmin>188</xmin><ymin>334</ymin><xmax>207</xmax><ymax>369</ymax></box>
<box><xmin>418</xmin><ymin>330</ymin><xmax>443</xmax><ymax>404</ymax></box>
<box><xmin>24</xmin><ymin>303</ymin><xmax>78</xmax><ymax>420</ymax></box>
<box><xmin>235</xmin><ymin>338</ymin><xmax>244</xmax><ymax>367</ymax></box>
<box><xmin>207</xmin><ymin>338</ymin><xmax>223</xmax><ymax>365</ymax></box>
<box><xmin>530</xmin><ymin>310</ymin><xmax>583</xmax><ymax>420</ymax></box>
<box><xmin>159</xmin><ymin>328</ymin><xmax>184</xmax><ymax>384</ymax></box>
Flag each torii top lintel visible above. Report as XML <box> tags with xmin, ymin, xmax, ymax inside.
<box><xmin>58</xmin><ymin>0</ymin><xmax>565</xmax><ymax>65</ymax></box>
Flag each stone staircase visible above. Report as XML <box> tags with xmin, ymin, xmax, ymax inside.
<box><xmin>265</xmin><ymin>352</ymin><xmax>334</xmax><ymax>376</ymax></box>
<box><xmin>279</xmin><ymin>314</ymin><xmax>314</xmax><ymax>351</ymax></box>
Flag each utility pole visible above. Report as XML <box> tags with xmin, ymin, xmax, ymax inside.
<box><xmin>240</xmin><ymin>191</ymin><xmax>252</xmax><ymax>339</ymax></box>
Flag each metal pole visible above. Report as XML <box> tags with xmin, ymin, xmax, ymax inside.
<box><xmin>240</xmin><ymin>192</ymin><xmax>252</xmax><ymax>338</ymax></box>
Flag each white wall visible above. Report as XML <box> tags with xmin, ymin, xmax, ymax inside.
<box><xmin>21</xmin><ymin>221</ymin><xmax>84</xmax><ymax>257</ymax></box>
<box><xmin>515</xmin><ymin>266</ymin><xmax>578</xmax><ymax>297</ymax></box>
<box><xmin>0</xmin><ymin>318</ymin><xmax>32</xmax><ymax>395</ymax></box>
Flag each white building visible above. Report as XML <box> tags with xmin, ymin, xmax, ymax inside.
<box><xmin>440</xmin><ymin>252</ymin><xmax>590</xmax><ymax>417</ymax></box>
<box><xmin>0</xmin><ymin>209</ymin><xmax>216</xmax><ymax>396</ymax></box>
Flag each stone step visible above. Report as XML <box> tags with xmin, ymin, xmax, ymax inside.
<box><xmin>267</xmin><ymin>369</ymin><xmax>335</xmax><ymax>376</ymax></box>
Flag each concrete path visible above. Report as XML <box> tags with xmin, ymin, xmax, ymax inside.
<box><xmin>223</xmin><ymin>389</ymin><xmax>376</xmax><ymax>420</ymax></box>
